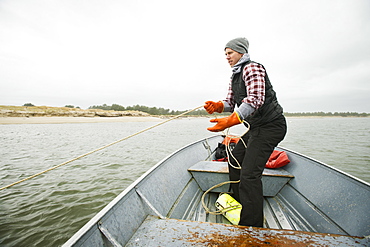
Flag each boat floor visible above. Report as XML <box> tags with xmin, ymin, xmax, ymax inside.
<box><xmin>126</xmin><ymin>215</ymin><xmax>368</xmax><ymax>246</ymax></box>
<box><xmin>169</xmin><ymin>191</ymin><xmax>312</xmax><ymax>231</ymax></box>
<box><xmin>125</xmin><ymin>192</ymin><xmax>369</xmax><ymax>246</ymax></box>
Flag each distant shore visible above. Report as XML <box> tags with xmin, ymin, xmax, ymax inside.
<box><xmin>1</xmin><ymin>105</ymin><xmax>368</xmax><ymax>125</ymax></box>
<box><xmin>0</xmin><ymin>116</ymin><xmax>162</xmax><ymax>125</ymax></box>
<box><xmin>0</xmin><ymin>105</ymin><xmax>158</xmax><ymax>124</ymax></box>
<box><xmin>1</xmin><ymin>115</ymin><xmax>368</xmax><ymax>125</ymax></box>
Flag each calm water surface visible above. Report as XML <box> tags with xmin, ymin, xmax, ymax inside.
<box><xmin>0</xmin><ymin>117</ymin><xmax>369</xmax><ymax>246</ymax></box>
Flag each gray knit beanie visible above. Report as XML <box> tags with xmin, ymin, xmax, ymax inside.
<box><xmin>225</xmin><ymin>37</ymin><xmax>249</xmax><ymax>54</ymax></box>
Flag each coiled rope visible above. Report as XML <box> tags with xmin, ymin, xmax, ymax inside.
<box><xmin>0</xmin><ymin>105</ymin><xmax>204</xmax><ymax>191</ymax></box>
<box><xmin>201</xmin><ymin>122</ymin><xmax>250</xmax><ymax>215</ymax></box>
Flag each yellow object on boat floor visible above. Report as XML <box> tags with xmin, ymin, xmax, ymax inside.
<box><xmin>215</xmin><ymin>193</ymin><xmax>242</xmax><ymax>225</ymax></box>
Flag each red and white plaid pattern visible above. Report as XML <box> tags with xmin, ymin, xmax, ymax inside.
<box><xmin>225</xmin><ymin>62</ymin><xmax>265</xmax><ymax>110</ymax></box>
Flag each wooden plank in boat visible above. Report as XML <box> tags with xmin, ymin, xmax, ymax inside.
<box><xmin>188</xmin><ymin>161</ymin><xmax>294</xmax><ymax>178</ymax></box>
<box><xmin>188</xmin><ymin>161</ymin><xmax>294</xmax><ymax>196</ymax></box>
<box><xmin>125</xmin><ymin>215</ymin><xmax>370</xmax><ymax>246</ymax></box>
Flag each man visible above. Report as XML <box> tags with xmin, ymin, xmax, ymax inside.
<box><xmin>204</xmin><ymin>37</ymin><xmax>287</xmax><ymax>227</ymax></box>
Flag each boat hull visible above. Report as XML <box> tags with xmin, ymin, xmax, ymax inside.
<box><xmin>63</xmin><ymin>135</ymin><xmax>370</xmax><ymax>246</ymax></box>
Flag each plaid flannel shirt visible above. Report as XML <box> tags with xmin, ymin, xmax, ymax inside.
<box><xmin>224</xmin><ymin>62</ymin><xmax>266</xmax><ymax>111</ymax></box>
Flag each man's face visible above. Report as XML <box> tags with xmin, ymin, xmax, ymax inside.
<box><xmin>225</xmin><ymin>48</ymin><xmax>243</xmax><ymax>67</ymax></box>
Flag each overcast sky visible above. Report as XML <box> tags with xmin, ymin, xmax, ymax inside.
<box><xmin>0</xmin><ymin>0</ymin><xmax>369</xmax><ymax>112</ymax></box>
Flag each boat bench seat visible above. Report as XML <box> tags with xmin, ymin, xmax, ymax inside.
<box><xmin>188</xmin><ymin>161</ymin><xmax>294</xmax><ymax>196</ymax></box>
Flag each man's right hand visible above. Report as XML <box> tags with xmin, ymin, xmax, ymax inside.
<box><xmin>204</xmin><ymin>101</ymin><xmax>224</xmax><ymax>114</ymax></box>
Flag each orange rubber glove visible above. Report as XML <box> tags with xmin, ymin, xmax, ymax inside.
<box><xmin>207</xmin><ymin>112</ymin><xmax>242</xmax><ymax>132</ymax></box>
<box><xmin>204</xmin><ymin>101</ymin><xmax>224</xmax><ymax>114</ymax></box>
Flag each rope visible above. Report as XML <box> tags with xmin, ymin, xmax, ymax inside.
<box><xmin>0</xmin><ymin>105</ymin><xmax>204</xmax><ymax>191</ymax></box>
<box><xmin>201</xmin><ymin>180</ymin><xmax>241</xmax><ymax>215</ymax></box>
<box><xmin>201</xmin><ymin>120</ymin><xmax>250</xmax><ymax>215</ymax></box>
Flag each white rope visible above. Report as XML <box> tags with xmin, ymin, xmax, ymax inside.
<box><xmin>201</xmin><ymin>180</ymin><xmax>241</xmax><ymax>215</ymax></box>
<box><xmin>201</xmin><ymin>120</ymin><xmax>250</xmax><ymax>215</ymax></box>
<box><xmin>0</xmin><ymin>106</ymin><xmax>204</xmax><ymax>191</ymax></box>
<box><xmin>222</xmin><ymin>123</ymin><xmax>249</xmax><ymax>170</ymax></box>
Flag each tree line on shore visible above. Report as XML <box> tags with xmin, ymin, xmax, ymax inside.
<box><xmin>87</xmin><ymin>104</ymin><xmax>369</xmax><ymax>117</ymax></box>
<box><xmin>22</xmin><ymin>103</ymin><xmax>369</xmax><ymax>117</ymax></box>
<box><xmin>88</xmin><ymin>104</ymin><xmax>193</xmax><ymax>115</ymax></box>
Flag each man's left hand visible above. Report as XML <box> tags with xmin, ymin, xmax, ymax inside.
<box><xmin>207</xmin><ymin>112</ymin><xmax>242</xmax><ymax>132</ymax></box>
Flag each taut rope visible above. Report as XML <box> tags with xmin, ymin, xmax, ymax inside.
<box><xmin>0</xmin><ymin>106</ymin><xmax>203</xmax><ymax>191</ymax></box>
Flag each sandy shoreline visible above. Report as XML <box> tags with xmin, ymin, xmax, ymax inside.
<box><xmin>0</xmin><ymin>116</ymin><xmax>163</xmax><ymax>125</ymax></box>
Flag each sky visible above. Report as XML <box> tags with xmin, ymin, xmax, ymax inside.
<box><xmin>0</xmin><ymin>0</ymin><xmax>369</xmax><ymax>113</ymax></box>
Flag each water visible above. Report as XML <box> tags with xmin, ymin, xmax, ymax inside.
<box><xmin>0</xmin><ymin>117</ymin><xmax>369</xmax><ymax>246</ymax></box>
<box><xmin>281</xmin><ymin>117</ymin><xmax>370</xmax><ymax>181</ymax></box>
